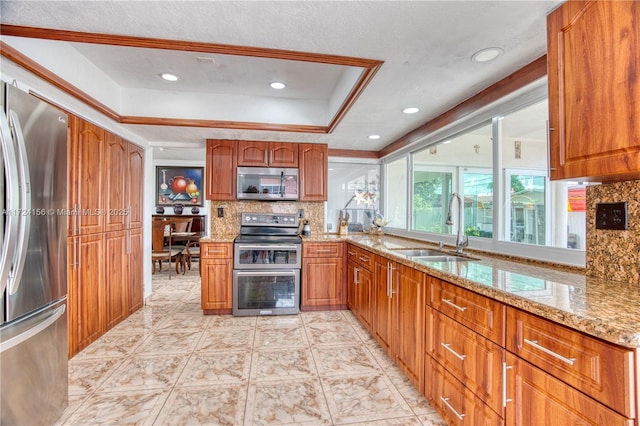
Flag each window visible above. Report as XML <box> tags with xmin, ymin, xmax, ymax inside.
<box><xmin>326</xmin><ymin>162</ymin><xmax>380</xmax><ymax>232</ymax></box>
<box><xmin>382</xmin><ymin>92</ymin><xmax>588</xmax><ymax>265</ymax></box>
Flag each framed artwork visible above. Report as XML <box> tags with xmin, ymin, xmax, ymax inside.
<box><xmin>156</xmin><ymin>166</ymin><xmax>204</xmax><ymax>206</ymax></box>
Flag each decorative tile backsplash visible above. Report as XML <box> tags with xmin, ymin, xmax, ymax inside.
<box><xmin>586</xmin><ymin>180</ymin><xmax>640</xmax><ymax>284</ymax></box>
<box><xmin>208</xmin><ymin>201</ymin><xmax>325</xmax><ymax>237</ymax></box>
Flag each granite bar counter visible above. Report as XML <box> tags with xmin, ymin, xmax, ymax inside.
<box><xmin>303</xmin><ymin>232</ymin><xmax>640</xmax><ymax>348</ymax></box>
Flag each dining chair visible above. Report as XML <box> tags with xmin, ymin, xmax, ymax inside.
<box><xmin>151</xmin><ymin>218</ymin><xmax>182</xmax><ymax>279</ymax></box>
<box><xmin>184</xmin><ymin>240</ymin><xmax>201</xmax><ymax>276</ymax></box>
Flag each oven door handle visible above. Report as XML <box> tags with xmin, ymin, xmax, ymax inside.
<box><xmin>235</xmin><ymin>270</ymin><xmax>297</xmax><ymax>277</ymax></box>
<box><xmin>236</xmin><ymin>245</ymin><xmax>299</xmax><ymax>251</ymax></box>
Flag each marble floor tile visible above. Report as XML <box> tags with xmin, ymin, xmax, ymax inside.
<box><xmin>155</xmin><ymin>311</ymin><xmax>211</xmax><ymax>331</ymax></box>
<box><xmin>254</xmin><ymin>325</ymin><xmax>309</xmax><ymax>348</ymax></box>
<box><xmin>251</xmin><ymin>347</ymin><xmax>317</xmax><ymax>381</ymax></box>
<box><xmin>62</xmin><ymin>389</ymin><xmax>169</xmax><ymax>426</ymax></box>
<box><xmin>177</xmin><ymin>350</ymin><xmax>251</xmax><ymax>386</ymax></box>
<box><xmin>68</xmin><ymin>356</ymin><xmax>123</xmax><ymax>396</ymax></box>
<box><xmin>347</xmin><ymin>416</ymin><xmax>425</xmax><ymax>426</ymax></box>
<box><xmin>154</xmin><ymin>384</ymin><xmax>247</xmax><ymax>426</ymax></box>
<box><xmin>74</xmin><ymin>332</ymin><xmax>148</xmax><ymax>358</ymax></box>
<box><xmin>305</xmin><ymin>322</ymin><xmax>361</xmax><ymax>346</ymax></box>
<box><xmin>312</xmin><ymin>344</ymin><xmax>380</xmax><ymax>376</ymax></box>
<box><xmin>98</xmin><ymin>353</ymin><xmax>188</xmax><ymax>392</ymax></box>
<box><xmin>196</xmin><ymin>326</ymin><xmax>255</xmax><ymax>352</ymax></box>
<box><xmin>245</xmin><ymin>378</ymin><xmax>332</xmax><ymax>425</ymax></box>
<box><xmin>135</xmin><ymin>329</ymin><xmax>203</xmax><ymax>354</ymax></box>
<box><xmin>321</xmin><ymin>373</ymin><xmax>414</xmax><ymax>424</ymax></box>
<box><xmin>209</xmin><ymin>314</ymin><xmax>257</xmax><ymax>329</ymax></box>
<box><xmin>257</xmin><ymin>314</ymin><xmax>304</xmax><ymax>328</ymax></box>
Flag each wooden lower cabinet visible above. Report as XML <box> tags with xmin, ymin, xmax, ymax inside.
<box><xmin>505</xmin><ymin>352</ymin><xmax>633</xmax><ymax>426</ymax></box>
<box><xmin>301</xmin><ymin>242</ymin><xmax>345</xmax><ymax>311</ymax></box>
<box><xmin>430</xmin><ymin>357</ymin><xmax>504</xmax><ymax>426</ymax></box>
<box><xmin>346</xmin><ymin>245</ymin><xmax>374</xmax><ymax>331</ymax></box>
<box><xmin>68</xmin><ymin>234</ymin><xmax>104</xmax><ymax>357</ymax></box>
<box><xmin>373</xmin><ymin>255</ymin><xmax>425</xmax><ymax>392</ymax></box>
<box><xmin>201</xmin><ymin>243</ymin><xmax>233</xmax><ymax>314</ymax></box>
<box><xmin>127</xmin><ymin>228</ymin><xmax>144</xmax><ymax>314</ymax></box>
<box><xmin>426</xmin><ymin>307</ymin><xmax>504</xmax><ymax>416</ymax></box>
<box><xmin>104</xmin><ymin>231</ymin><xmax>127</xmax><ymax>330</ymax></box>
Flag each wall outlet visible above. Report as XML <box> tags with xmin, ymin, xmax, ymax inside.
<box><xmin>217</xmin><ymin>207</ymin><xmax>224</xmax><ymax>218</ymax></box>
<box><xmin>298</xmin><ymin>208</ymin><xmax>304</xmax><ymax>218</ymax></box>
<box><xmin>595</xmin><ymin>202</ymin><xmax>627</xmax><ymax>230</ymax></box>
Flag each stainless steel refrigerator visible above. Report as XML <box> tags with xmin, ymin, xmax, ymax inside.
<box><xmin>0</xmin><ymin>83</ymin><xmax>69</xmax><ymax>425</ymax></box>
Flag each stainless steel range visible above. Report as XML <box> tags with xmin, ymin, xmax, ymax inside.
<box><xmin>233</xmin><ymin>212</ymin><xmax>302</xmax><ymax>316</ymax></box>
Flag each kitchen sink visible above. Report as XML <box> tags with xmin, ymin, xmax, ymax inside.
<box><xmin>391</xmin><ymin>247</ymin><xmax>478</xmax><ymax>262</ymax></box>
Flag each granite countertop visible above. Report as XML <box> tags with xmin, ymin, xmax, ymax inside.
<box><xmin>200</xmin><ymin>234</ymin><xmax>237</xmax><ymax>243</ymax></box>
<box><xmin>203</xmin><ymin>232</ymin><xmax>640</xmax><ymax>348</ymax></box>
<box><xmin>314</xmin><ymin>233</ymin><xmax>640</xmax><ymax>348</ymax></box>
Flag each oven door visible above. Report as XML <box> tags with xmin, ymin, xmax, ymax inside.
<box><xmin>233</xmin><ymin>270</ymin><xmax>300</xmax><ymax>316</ymax></box>
<box><xmin>234</xmin><ymin>244</ymin><xmax>301</xmax><ymax>269</ymax></box>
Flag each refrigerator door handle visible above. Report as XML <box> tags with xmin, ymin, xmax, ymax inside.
<box><xmin>7</xmin><ymin>110</ymin><xmax>32</xmax><ymax>296</ymax></box>
<box><xmin>0</xmin><ymin>304</ymin><xmax>66</xmax><ymax>353</ymax></box>
<box><xmin>0</xmin><ymin>110</ymin><xmax>21</xmax><ymax>295</ymax></box>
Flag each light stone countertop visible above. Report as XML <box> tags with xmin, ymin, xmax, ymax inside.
<box><xmin>203</xmin><ymin>232</ymin><xmax>640</xmax><ymax>348</ymax></box>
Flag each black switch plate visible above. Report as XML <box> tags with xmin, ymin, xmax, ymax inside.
<box><xmin>595</xmin><ymin>202</ymin><xmax>628</xmax><ymax>230</ymax></box>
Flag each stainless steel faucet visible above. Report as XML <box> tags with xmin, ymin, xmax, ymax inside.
<box><xmin>446</xmin><ymin>192</ymin><xmax>468</xmax><ymax>253</ymax></box>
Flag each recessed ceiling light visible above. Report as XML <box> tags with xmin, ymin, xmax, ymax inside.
<box><xmin>160</xmin><ymin>73</ymin><xmax>179</xmax><ymax>82</ymax></box>
<box><xmin>471</xmin><ymin>47</ymin><xmax>504</xmax><ymax>63</ymax></box>
<box><xmin>270</xmin><ymin>81</ymin><xmax>286</xmax><ymax>89</ymax></box>
<box><xmin>368</xmin><ymin>134</ymin><xmax>381</xmax><ymax>140</ymax></box>
<box><xmin>402</xmin><ymin>107</ymin><xmax>420</xmax><ymax>114</ymax></box>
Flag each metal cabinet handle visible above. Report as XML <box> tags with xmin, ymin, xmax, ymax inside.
<box><xmin>441</xmin><ymin>343</ymin><xmax>466</xmax><ymax>361</ymax></box>
<box><xmin>354</xmin><ymin>267</ymin><xmax>359</xmax><ymax>285</ymax></box>
<box><xmin>523</xmin><ymin>338</ymin><xmax>576</xmax><ymax>366</ymax></box>
<box><xmin>360</xmin><ymin>256</ymin><xmax>369</xmax><ymax>262</ymax></box>
<box><xmin>440</xmin><ymin>397</ymin><xmax>465</xmax><ymax>420</ymax></box>
<box><xmin>503</xmin><ymin>362</ymin><xmax>513</xmax><ymax>407</ymax></box>
<box><xmin>387</xmin><ymin>262</ymin><xmax>396</xmax><ymax>297</ymax></box>
<box><xmin>442</xmin><ymin>298</ymin><xmax>467</xmax><ymax>312</ymax></box>
<box><xmin>348</xmin><ymin>251</ymin><xmax>355</xmax><ymax>256</ymax></box>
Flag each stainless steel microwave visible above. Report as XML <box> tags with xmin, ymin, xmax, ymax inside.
<box><xmin>237</xmin><ymin>167</ymin><xmax>299</xmax><ymax>200</ymax></box>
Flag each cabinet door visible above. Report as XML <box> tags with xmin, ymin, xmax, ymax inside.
<box><xmin>104</xmin><ymin>231</ymin><xmax>127</xmax><ymax>330</ymax></box>
<box><xmin>298</xmin><ymin>143</ymin><xmax>328</xmax><ymax>201</ymax></box>
<box><xmin>201</xmin><ymin>258</ymin><xmax>233</xmax><ymax>313</ymax></box>
<box><xmin>355</xmin><ymin>266</ymin><xmax>373</xmax><ymax>332</ymax></box>
<box><xmin>373</xmin><ymin>255</ymin><xmax>393</xmax><ymax>355</ymax></box>
<box><xmin>104</xmin><ymin>133</ymin><xmax>127</xmax><ymax>232</ymax></box>
<box><xmin>505</xmin><ymin>353</ymin><xmax>632</xmax><ymax>426</ymax></box>
<box><xmin>269</xmin><ymin>143</ymin><xmax>298</xmax><ymax>167</ymax></box>
<box><xmin>237</xmin><ymin>140</ymin><xmax>269</xmax><ymax>167</ymax></box>
<box><xmin>206</xmin><ymin>139</ymin><xmax>236</xmax><ymax>200</ymax></box>
<box><xmin>347</xmin><ymin>259</ymin><xmax>358</xmax><ymax>311</ymax></box>
<box><xmin>127</xmin><ymin>228</ymin><xmax>144</xmax><ymax>314</ymax></box>
<box><xmin>70</xmin><ymin>118</ymin><xmax>105</xmax><ymax>235</ymax></box>
<box><xmin>127</xmin><ymin>143</ymin><xmax>144</xmax><ymax>229</ymax></box>
<box><xmin>547</xmin><ymin>1</ymin><xmax>640</xmax><ymax>181</ymax></box>
<box><xmin>301</xmin><ymin>257</ymin><xmax>345</xmax><ymax>310</ymax></box>
<box><xmin>394</xmin><ymin>263</ymin><xmax>425</xmax><ymax>391</ymax></box>
<box><xmin>68</xmin><ymin>234</ymin><xmax>104</xmax><ymax>357</ymax></box>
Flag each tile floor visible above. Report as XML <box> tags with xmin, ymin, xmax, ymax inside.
<box><xmin>56</xmin><ymin>266</ymin><xmax>446</xmax><ymax>425</ymax></box>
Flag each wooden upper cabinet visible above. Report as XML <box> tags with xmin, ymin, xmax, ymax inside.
<box><xmin>547</xmin><ymin>0</ymin><xmax>640</xmax><ymax>181</ymax></box>
<box><xmin>299</xmin><ymin>143</ymin><xmax>328</xmax><ymax>201</ymax></box>
<box><xmin>237</xmin><ymin>141</ymin><xmax>298</xmax><ymax>167</ymax></box>
<box><xmin>104</xmin><ymin>133</ymin><xmax>127</xmax><ymax>232</ymax></box>
<box><xmin>127</xmin><ymin>143</ymin><xmax>144</xmax><ymax>229</ymax></box>
<box><xmin>206</xmin><ymin>139</ymin><xmax>237</xmax><ymax>200</ymax></box>
<box><xmin>70</xmin><ymin>117</ymin><xmax>105</xmax><ymax>235</ymax></box>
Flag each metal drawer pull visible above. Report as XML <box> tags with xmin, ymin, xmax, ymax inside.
<box><xmin>441</xmin><ymin>343</ymin><xmax>466</xmax><ymax>360</ymax></box>
<box><xmin>360</xmin><ymin>256</ymin><xmax>369</xmax><ymax>262</ymax></box>
<box><xmin>523</xmin><ymin>338</ymin><xmax>576</xmax><ymax>366</ymax></box>
<box><xmin>440</xmin><ymin>397</ymin><xmax>465</xmax><ymax>420</ymax></box>
<box><xmin>503</xmin><ymin>362</ymin><xmax>513</xmax><ymax>407</ymax></box>
<box><xmin>442</xmin><ymin>298</ymin><xmax>467</xmax><ymax>312</ymax></box>
<box><xmin>348</xmin><ymin>251</ymin><xmax>355</xmax><ymax>255</ymax></box>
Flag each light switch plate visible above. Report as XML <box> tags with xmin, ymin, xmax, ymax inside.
<box><xmin>595</xmin><ymin>202</ymin><xmax>628</xmax><ymax>230</ymax></box>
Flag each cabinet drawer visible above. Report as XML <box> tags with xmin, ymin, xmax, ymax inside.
<box><xmin>430</xmin><ymin>278</ymin><xmax>505</xmax><ymax>346</ymax></box>
<box><xmin>347</xmin><ymin>244</ymin><xmax>374</xmax><ymax>270</ymax></box>
<box><xmin>303</xmin><ymin>242</ymin><xmax>343</xmax><ymax>258</ymax></box>
<box><xmin>201</xmin><ymin>243</ymin><xmax>232</xmax><ymax>259</ymax></box>
<box><xmin>427</xmin><ymin>307</ymin><xmax>504</xmax><ymax>415</ymax></box>
<box><xmin>506</xmin><ymin>307</ymin><xmax>635</xmax><ymax>418</ymax></box>
<box><xmin>429</xmin><ymin>357</ymin><xmax>504</xmax><ymax>426</ymax></box>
